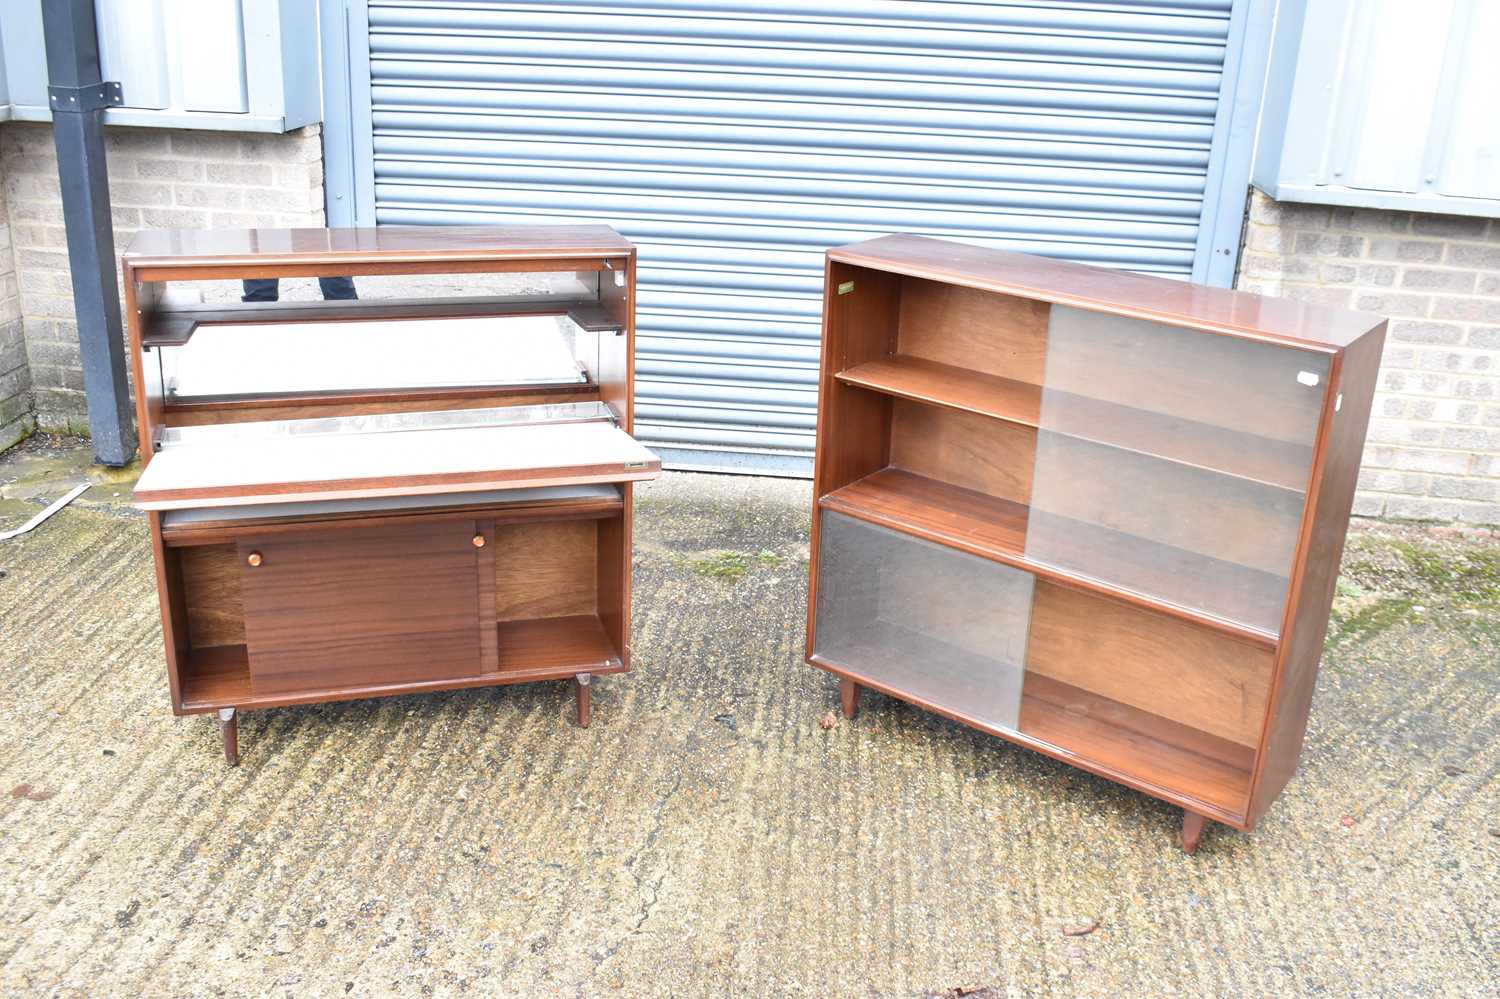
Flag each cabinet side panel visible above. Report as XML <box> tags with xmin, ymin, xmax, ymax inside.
<box><xmin>127</xmin><ymin>277</ymin><xmax>162</xmax><ymax>460</ymax></box>
<box><xmin>811</xmin><ymin>262</ymin><xmax>900</xmax><ymax>498</ymax></box>
<box><xmin>1249</xmin><ymin>323</ymin><xmax>1387</xmax><ymax>822</ymax></box>
<box><xmin>807</xmin><ymin>261</ymin><xmax>900</xmax><ymax>656</ymax></box>
<box><xmin>149</xmin><ymin>513</ymin><xmax>189</xmax><ymax>713</ymax></box>
<box><xmin>598</xmin><ymin>252</ymin><xmax>634</xmax><ymax>432</ymax></box>
<box><xmin>597</xmin><ymin>490</ymin><xmax>629</xmax><ymax>665</ymax></box>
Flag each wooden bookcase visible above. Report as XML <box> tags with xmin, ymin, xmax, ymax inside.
<box><xmin>125</xmin><ymin>225</ymin><xmax>660</xmax><ymax>763</ymax></box>
<box><xmin>805</xmin><ymin>235</ymin><xmax>1386</xmax><ymax>851</ymax></box>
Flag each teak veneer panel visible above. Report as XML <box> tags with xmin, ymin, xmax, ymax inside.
<box><xmin>494</xmin><ymin>520</ymin><xmax>599</xmax><ymax>621</ymax></box>
<box><xmin>896</xmin><ymin>277</ymin><xmax>1049</xmax><ymax>384</ymax></box>
<box><xmin>239</xmin><ymin>521</ymin><xmax>483</xmax><ymax>696</ymax></box>
<box><xmin>1249</xmin><ymin>322</ymin><xmax>1387</xmax><ymax>821</ymax></box>
<box><xmin>178</xmin><ymin>635</ymin><xmax>628</xmax><ymax>712</ymax></box>
<box><xmin>1026</xmin><ymin>583</ymin><xmax>1274</xmax><ymax>749</ymax></box>
<box><xmin>888</xmin><ymin>399</ymin><xmax>1034</xmax><ymax>506</ymax></box>
<box><xmin>180</xmin><ymin>544</ymin><xmax>244</xmax><ymax>648</ymax></box>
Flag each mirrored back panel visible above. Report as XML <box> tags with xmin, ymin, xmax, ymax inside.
<box><xmin>152</xmin><ymin>313</ymin><xmax>602</xmax><ymax>404</ymax></box>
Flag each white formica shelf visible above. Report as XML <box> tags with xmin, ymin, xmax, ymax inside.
<box><xmin>135</xmin><ymin>420</ymin><xmax>660</xmax><ymax>510</ymax></box>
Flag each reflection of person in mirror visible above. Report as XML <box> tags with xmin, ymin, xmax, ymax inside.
<box><xmin>241</xmin><ymin>277</ymin><xmax>357</xmax><ymax>302</ymax></box>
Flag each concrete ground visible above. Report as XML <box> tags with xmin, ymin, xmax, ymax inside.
<box><xmin>0</xmin><ymin>437</ymin><xmax>1496</xmax><ymax>998</ymax></box>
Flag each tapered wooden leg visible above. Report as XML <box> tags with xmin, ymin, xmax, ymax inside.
<box><xmin>217</xmin><ymin>708</ymin><xmax>239</xmax><ymax>766</ymax></box>
<box><xmin>1182</xmin><ymin>810</ymin><xmax>1208</xmax><ymax>853</ymax></box>
<box><xmin>574</xmin><ymin>673</ymin><xmax>592</xmax><ymax>728</ymax></box>
<box><xmin>840</xmin><ymin>678</ymin><xmax>860</xmax><ymax>719</ymax></box>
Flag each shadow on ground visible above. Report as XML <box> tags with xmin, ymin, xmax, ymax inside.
<box><xmin>0</xmin><ymin>441</ymin><xmax>1496</xmax><ymax>996</ymax></box>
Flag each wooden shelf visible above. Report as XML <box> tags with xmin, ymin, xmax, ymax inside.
<box><xmin>141</xmin><ymin>297</ymin><xmax>620</xmax><ymax>349</ymax></box>
<box><xmin>1017</xmin><ymin>674</ymin><xmax>1253</xmax><ymax>819</ymax></box>
<box><xmin>819</xmin><ymin>467</ymin><xmax>1280</xmax><ymax>646</ymax></box>
<box><xmin>836</xmin><ymin>355</ymin><xmax>1041</xmax><ymax>425</ymax></box>
<box><xmin>178</xmin><ymin>615</ymin><xmax>622</xmax><ymax>712</ymax></box>
<box><xmin>810</xmin><ymin>651</ymin><xmax>1254</xmax><ymax>822</ymax></box>
<box><xmin>496</xmin><ymin>614</ymin><xmax>621</xmax><ymax>679</ymax></box>
<box><xmin>837</xmin><ymin>355</ymin><xmax>1309</xmax><ymax>493</ymax></box>
<box><xmin>821</xmin><ymin>467</ymin><xmax>1026</xmax><ymax>561</ymax></box>
<box><xmin>807</xmin><ymin>652</ymin><xmax>1252</xmax><ymax>823</ymax></box>
<box><xmin>180</xmin><ymin>645</ymin><xmax>252</xmax><ymax>710</ymax></box>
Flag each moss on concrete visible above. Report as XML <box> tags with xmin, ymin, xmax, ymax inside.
<box><xmin>682</xmin><ymin>548</ymin><xmax>781</xmax><ymax>580</ymax></box>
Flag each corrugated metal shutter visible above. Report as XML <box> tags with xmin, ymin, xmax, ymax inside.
<box><xmin>365</xmin><ymin>0</ymin><xmax>1236</xmax><ymax>472</ymax></box>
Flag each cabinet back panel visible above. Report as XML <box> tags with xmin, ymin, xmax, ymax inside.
<box><xmin>1025</xmin><ymin>582</ymin><xmax>1274</xmax><ymax>750</ymax></box>
<box><xmin>897</xmin><ymin>279</ymin><xmax>1050</xmax><ymax>384</ymax></box>
<box><xmin>180</xmin><ymin>543</ymin><xmax>244</xmax><ymax>648</ymax></box>
<box><xmin>889</xmin><ymin>399</ymin><xmax>1035</xmax><ymax>505</ymax></box>
<box><xmin>494</xmin><ymin>520</ymin><xmax>599</xmax><ymax>621</ymax></box>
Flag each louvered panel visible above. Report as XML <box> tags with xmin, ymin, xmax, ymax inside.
<box><xmin>366</xmin><ymin>0</ymin><xmax>1236</xmax><ymax>467</ymax></box>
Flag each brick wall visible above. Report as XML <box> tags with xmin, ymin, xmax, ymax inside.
<box><xmin>0</xmin><ymin>150</ymin><xmax>32</xmax><ymax>450</ymax></box>
<box><xmin>0</xmin><ymin>122</ymin><xmax>326</xmax><ymax>432</ymax></box>
<box><xmin>1237</xmin><ymin>190</ymin><xmax>1500</xmax><ymax>524</ymax></box>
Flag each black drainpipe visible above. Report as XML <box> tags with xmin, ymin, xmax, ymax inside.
<box><xmin>39</xmin><ymin>0</ymin><xmax>136</xmax><ymax>466</ymax></box>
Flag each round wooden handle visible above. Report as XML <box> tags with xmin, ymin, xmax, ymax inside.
<box><xmin>246</xmin><ymin>551</ymin><xmax>263</xmax><ymax>567</ymax></box>
<box><xmin>472</xmin><ymin>534</ymin><xmax>486</xmax><ymax>548</ymax></box>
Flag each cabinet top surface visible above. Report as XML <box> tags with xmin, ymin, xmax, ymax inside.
<box><xmin>829</xmin><ymin>234</ymin><xmax>1385</xmax><ymax>351</ymax></box>
<box><xmin>123</xmin><ymin>225</ymin><xmax>634</xmax><ymax>269</ymax></box>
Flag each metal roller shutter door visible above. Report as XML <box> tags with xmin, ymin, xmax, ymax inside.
<box><xmin>364</xmin><ymin>0</ymin><xmax>1240</xmax><ymax>472</ymax></box>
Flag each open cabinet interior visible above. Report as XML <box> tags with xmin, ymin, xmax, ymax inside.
<box><xmin>129</xmin><ymin>225</ymin><xmax>658</xmax><ymax>759</ymax></box>
<box><xmin>808</xmin><ymin>235</ymin><xmax>1386</xmax><ymax>846</ymax></box>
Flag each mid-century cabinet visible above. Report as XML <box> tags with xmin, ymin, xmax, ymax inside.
<box><xmin>806</xmin><ymin>235</ymin><xmax>1385</xmax><ymax>851</ymax></box>
<box><xmin>126</xmin><ymin>225</ymin><xmax>660</xmax><ymax>763</ymax></box>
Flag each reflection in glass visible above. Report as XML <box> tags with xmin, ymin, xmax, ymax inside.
<box><xmin>1024</xmin><ymin>306</ymin><xmax>1329</xmax><ymax>634</ymax></box>
<box><xmin>814</xmin><ymin>511</ymin><xmax>1033</xmax><ymax>732</ymax></box>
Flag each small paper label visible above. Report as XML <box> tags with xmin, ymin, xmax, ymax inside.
<box><xmin>837</xmin><ymin>281</ymin><xmax>855</xmax><ymax>295</ymax></box>
<box><xmin>1297</xmin><ymin>371</ymin><xmax>1320</xmax><ymax>387</ymax></box>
